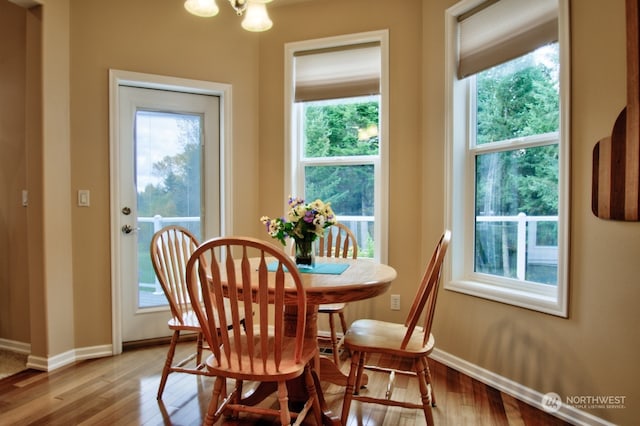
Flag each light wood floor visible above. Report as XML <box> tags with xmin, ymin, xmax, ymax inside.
<box><xmin>0</xmin><ymin>342</ymin><xmax>571</xmax><ymax>425</ymax></box>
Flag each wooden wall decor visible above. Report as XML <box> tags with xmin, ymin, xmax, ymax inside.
<box><xmin>592</xmin><ymin>0</ymin><xmax>640</xmax><ymax>221</ymax></box>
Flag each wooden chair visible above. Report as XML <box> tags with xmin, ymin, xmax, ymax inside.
<box><xmin>340</xmin><ymin>230</ymin><xmax>451</xmax><ymax>426</ymax></box>
<box><xmin>186</xmin><ymin>236</ymin><xmax>323</xmax><ymax>426</ymax></box>
<box><xmin>316</xmin><ymin>223</ymin><xmax>358</xmax><ymax>364</ymax></box>
<box><xmin>150</xmin><ymin>225</ymin><xmax>213</xmax><ymax>399</ymax></box>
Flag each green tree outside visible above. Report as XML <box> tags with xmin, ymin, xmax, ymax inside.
<box><xmin>474</xmin><ymin>43</ymin><xmax>560</xmax><ymax>283</ymax></box>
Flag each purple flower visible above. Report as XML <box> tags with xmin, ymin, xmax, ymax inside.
<box><xmin>303</xmin><ymin>211</ymin><xmax>314</xmax><ymax>223</ymax></box>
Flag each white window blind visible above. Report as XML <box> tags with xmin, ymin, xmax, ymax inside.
<box><xmin>294</xmin><ymin>42</ymin><xmax>381</xmax><ymax>102</ymax></box>
<box><xmin>458</xmin><ymin>0</ymin><xmax>558</xmax><ymax>78</ymax></box>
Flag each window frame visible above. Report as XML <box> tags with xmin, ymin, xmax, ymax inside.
<box><xmin>284</xmin><ymin>31</ymin><xmax>389</xmax><ymax>263</ymax></box>
<box><xmin>444</xmin><ymin>0</ymin><xmax>570</xmax><ymax>317</ymax></box>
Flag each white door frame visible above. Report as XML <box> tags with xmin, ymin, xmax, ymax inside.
<box><xmin>108</xmin><ymin>69</ymin><xmax>233</xmax><ymax>355</ymax></box>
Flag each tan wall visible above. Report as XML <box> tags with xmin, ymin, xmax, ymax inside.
<box><xmin>424</xmin><ymin>1</ymin><xmax>640</xmax><ymax>425</ymax></box>
<box><xmin>260</xmin><ymin>0</ymin><xmax>425</xmax><ymax>326</ymax></box>
<box><xmin>0</xmin><ymin>0</ymin><xmax>30</xmax><ymax>343</ymax></box>
<box><xmin>3</xmin><ymin>0</ymin><xmax>637</xmax><ymax>423</ymax></box>
<box><xmin>24</xmin><ymin>3</ymin><xmax>45</xmax><ymax>357</ymax></box>
<box><xmin>40</xmin><ymin>0</ymin><xmax>76</xmax><ymax>359</ymax></box>
<box><xmin>69</xmin><ymin>0</ymin><xmax>262</xmax><ymax>346</ymax></box>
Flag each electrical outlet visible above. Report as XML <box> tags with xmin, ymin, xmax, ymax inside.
<box><xmin>390</xmin><ymin>294</ymin><xmax>400</xmax><ymax>310</ymax></box>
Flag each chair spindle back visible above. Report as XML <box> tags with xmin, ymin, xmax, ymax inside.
<box><xmin>187</xmin><ymin>236</ymin><xmax>308</xmax><ymax>373</ymax></box>
<box><xmin>402</xmin><ymin>230</ymin><xmax>451</xmax><ymax>349</ymax></box>
<box><xmin>318</xmin><ymin>222</ymin><xmax>358</xmax><ymax>259</ymax></box>
<box><xmin>150</xmin><ymin>225</ymin><xmax>200</xmax><ymax>323</ymax></box>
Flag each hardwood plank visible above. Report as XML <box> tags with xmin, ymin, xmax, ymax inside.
<box><xmin>0</xmin><ymin>343</ymin><xmax>574</xmax><ymax>426</ymax></box>
<box><xmin>501</xmin><ymin>392</ymin><xmax>526</xmax><ymax>426</ymax></box>
<box><xmin>486</xmin><ymin>385</ymin><xmax>509</xmax><ymax>425</ymax></box>
<box><xmin>470</xmin><ymin>375</ymin><xmax>493</xmax><ymax>426</ymax></box>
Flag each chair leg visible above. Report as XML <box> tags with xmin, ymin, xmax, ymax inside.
<box><xmin>277</xmin><ymin>380</ymin><xmax>292</xmax><ymax>426</ymax></box>
<box><xmin>196</xmin><ymin>332</ymin><xmax>204</xmax><ymax>366</ymax></box>
<box><xmin>204</xmin><ymin>376</ymin><xmax>226</xmax><ymax>426</ymax></box>
<box><xmin>422</xmin><ymin>357</ymin><xmax>437</xmax><ymax>407</ymax></box>
<box><xmin>414</xmin><ymin>358</ymin><xmax>435</xmax><ymax>426</ymax></box>
<box><xmin>341</xmin><ymin>350</ymin><xmax>361</xmax><ymax>425</ymax></box>
<box><xmin>353</xmin><ymin>351</ymin><xmax>367</xmax><ymax>392</ymax></box>
<box><xmin>328</xmin><ymin>313</ymin><xmax>340</xmax><ymax>364</ymax></box>
<box><xmin>229</xmin><ymin>380</ymin><xmax>242</xmax><ymax>418</ymax></box>
<box><xmin>338</xmin><ymin>311</ymin><xmax>351</xmax><ymax>358</ymax></box>
<box><xmin>304</xmin><ymin>364</ymin><xmax>323</xmax><ymax>426</ymax></box>
<box><xmin>157</xmin><ymin>330</ymin><xmax>180</xmax><ymax>400</ymax></box>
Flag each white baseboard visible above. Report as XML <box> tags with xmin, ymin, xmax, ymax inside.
<box><xmin>430</xmin><ymin>348</ymin><xmax>615</xmax><ymax>426</ymax></box>
<box><xmin>0</xmin><ymin>338</ymin><xmax>31</xmax><ymax>354</ymax></box>
<box><xmin>27</xmin><ymin>351</ymin><xmax>75</xmax><ymax>371</ymax></box>
<box><xmin>11</xmin><ymin>344</ymin><xmax>113</xmax><ymax>372</ymax></box>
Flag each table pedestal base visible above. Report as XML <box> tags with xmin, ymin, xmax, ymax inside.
<box><xmin>236</xmin><ymin>306</ymin><xmax>368</xmax><ymax>424</ymax></box>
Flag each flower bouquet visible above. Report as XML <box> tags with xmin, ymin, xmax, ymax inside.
<box><xmin>260</xmin><ymin>195</ymin><xmax>337</xmax><ymax>267</ymax></box>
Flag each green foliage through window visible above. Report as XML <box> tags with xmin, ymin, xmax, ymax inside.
<box><xmin>473</xmin><ymin>43</ymin><xmax>560</xmax><ymax>285</ymax></box>
<box><xmin>300</xmin><ymin>96</ymin><xmax>379</xmax><ymax>257</ymax></box>
<box><xmin>303</xmin><ymin>97</ymin><xmax>379</xmax><ymax>158</ymax></box>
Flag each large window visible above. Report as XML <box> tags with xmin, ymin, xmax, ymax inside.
<box><xmin>445</xmin><ymin>0</ymin><xmax>569</xmax><ymax>316</ymax></box>
<box><xmin>285</xmin><ymin>31</ymin><xmax>389</xmax><ymax>261</ymax></box>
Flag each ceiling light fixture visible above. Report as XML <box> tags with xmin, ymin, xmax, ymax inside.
<box><xmin>184</xmin><ymin>0</ymin><xmax>273</xmax><ymax>32</ymax></box>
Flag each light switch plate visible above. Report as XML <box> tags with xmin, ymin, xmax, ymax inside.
<box><xmin>78</xmin><ymin>189</ymin><xmax>90</xmax><ymax>207</ymax></box>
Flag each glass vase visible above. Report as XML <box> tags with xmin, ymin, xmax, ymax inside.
<box><xmin>294</xmin><ymin>238</ymin><xmax>315</xmax><ymax>268</ymax></box>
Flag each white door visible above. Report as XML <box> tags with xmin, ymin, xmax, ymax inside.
<box><xmin>117</xmin><ymin>85</ymin><xmax>220</xmax><ymax>343</ymax></box>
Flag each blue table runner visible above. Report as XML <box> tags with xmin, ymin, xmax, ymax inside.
<box><xmin>267</xmin><ymin>261</ymin><xmax>349</xmax><ymax>275</ymax></box>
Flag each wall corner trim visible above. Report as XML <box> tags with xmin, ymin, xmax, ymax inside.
<box><xmin>26</xmin><ymin>344</ymin><xmax>113</xmax><ymax>372</ymax></box>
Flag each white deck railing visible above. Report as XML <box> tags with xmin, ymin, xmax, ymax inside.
<box><xmin>137</xmin><ymin>215</ymin><xmax>201</xmax><ymax>294</ymax></box>
<box><xmin>138</xmin><ymin>213</ymin><xmax>558</xmax><ymax>295</ymax></box>
<box><xmin>476</xmin><ymin>213</ymin><xmax>558</xmax><ymax>281</ymax></box>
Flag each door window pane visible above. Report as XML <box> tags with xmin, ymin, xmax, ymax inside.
<box><xmin>135</xmin><ymin>110</ymin><xmax>203</xmax><ymax>307</ymax></box>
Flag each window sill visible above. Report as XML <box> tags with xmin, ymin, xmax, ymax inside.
<box><xmin>445</xmin><ymin>277</ymin><xmax>567</xmax><ymax>317</ymax></box>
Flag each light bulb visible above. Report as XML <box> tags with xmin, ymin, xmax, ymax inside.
<box><xmin>184</xmin><ymin>0</ymin><xmax>219</xmax><ymax>17</ymax></box>
<box><xmin>241</xmin><ymin>2</ymin><xmax>273</xmax><ymax>32</ymax></box>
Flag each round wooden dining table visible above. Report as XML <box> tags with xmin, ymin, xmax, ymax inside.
<box><xmin>237</xmin><ymin>256</ymin><xmax>397</xmax><ymax>425</ymax></box>
<box><xmin>297</xmin><ymin>257</ymin><xmax>397</xmax><ymax>304</ymax></box>
<box><xmin>287</xmin><ymin>257</ymin><xmax>397</xmax><ymax>384</ymax></box>
<box><xmin>284</xmin><ymin>257</ymin><xmax>397</xmax><ymax>335</ymax></box>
